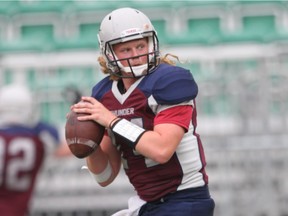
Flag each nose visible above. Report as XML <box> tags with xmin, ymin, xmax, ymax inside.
<box><xmin>130</xmin><ymin>49</ymin><xmax>142</xmax><ymax>65</ymax></box>
<box><xmin>131</xmin><ymin>48</ymin><xmax>141</xmax><ymax>58</ymax></box>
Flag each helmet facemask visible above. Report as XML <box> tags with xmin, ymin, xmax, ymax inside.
<box><xmin>103</xmin><ymin>31</ymin><xmax>160</xmax><ymax>78</ymax></box>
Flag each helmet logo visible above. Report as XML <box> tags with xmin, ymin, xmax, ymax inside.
<box><xmin>121</xmin><ymin>28</ymin><xmax>142</xmax><ymax>37</ymax></box>
<box><xmin>143</xmin><ymin>24</ymin><xmax>150</xmax><ymax>30</ymax></box>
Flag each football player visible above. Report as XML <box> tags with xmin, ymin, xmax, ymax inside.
<box><xmin>0</xmin><ymin>84</ymin><xmax>70</xmax><ymax>216</ymax></box>
<box><xmin>71</xmin><ymin>7</ymin><xmax>215</xmax><ymax>216</ymax></box>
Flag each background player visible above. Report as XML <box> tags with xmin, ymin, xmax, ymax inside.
<box><xmin>0</xmin><ymin>83</ymin><xmax>71</xmax><ymax>216</ymax></box>
<box><xmin>71</xmin><ymin>7</ymin><xmax>215</xmax><ymax>216</ymax></box>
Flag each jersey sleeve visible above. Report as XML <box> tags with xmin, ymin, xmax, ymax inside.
<box><xmin>152</xmin><ymin>66</ymin><xmax>198</xmax><ymax>105</ymax></box>
<box><xmin>154</xmin><ymin>105</ymin><xmax>193</xmax><ymax>132</ymax></box>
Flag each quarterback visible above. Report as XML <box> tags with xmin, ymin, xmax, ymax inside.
<box><xmin>71</xmin><ymin>7</ymin><xmax>215</xmax><ymax>216</ymax></box>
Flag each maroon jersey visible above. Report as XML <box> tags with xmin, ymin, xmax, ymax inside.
<box><xmin>92</xmin><ymin>63</ymin><xmax>208</xmax><ymax>202</ymax></box>
<box><xmin>0</xmin><ymin>123</ymin><xmax>59</xmax><ymax>216</ymax></box>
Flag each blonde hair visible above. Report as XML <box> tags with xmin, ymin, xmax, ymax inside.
<box><xmin>97</xmin><ymin>53</ymin><xmax>180</xmax><ymax>80</ymax></box>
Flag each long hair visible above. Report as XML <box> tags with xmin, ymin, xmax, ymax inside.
<box><xmin>97</xmin><ymin>53</ymin><xmax>180</xmax><ymax>80</ymax></box>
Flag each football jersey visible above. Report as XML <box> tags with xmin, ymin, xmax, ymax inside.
<box><xmin>92</xmin><ymin>63</ymin><xmax>208</xmax><ymax>202</ymax></box>
<box><xmin>0</xmin><ymin>122</ymin><xmax>60</xmax><ymax>216</ymax></box>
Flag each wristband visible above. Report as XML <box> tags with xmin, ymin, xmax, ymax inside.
<box><xmin>82</xmin><ymin>161</ymin><xmax>112</xmax><ymax>184</ymax></box>
<box><xmin>110</xmin><ymin>118</ymin><xmax>146</xmax><ymax>149</ymax></box>
<box><xmin>94</xmin><ymin>160</ymin><xmax>112</xmax><ymax>183</ymax></box>
<box><xmin>109</xmin><ymin>116</ymin><xmax>120</xmax><ymax>128</ymax></box>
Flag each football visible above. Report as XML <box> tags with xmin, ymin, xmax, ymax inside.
<box><xmin>65</xmin><ymin>111</ymin><xmax>105</xmax><ymax>158</ymax></box>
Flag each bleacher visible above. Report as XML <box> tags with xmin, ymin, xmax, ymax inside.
<box><xmin>0</xmin><ymin>1</ymin><xmax>288</xmax><ymax>52</ymax></box>
<box><xmin>0</xmin><ymin>1</ymin><xmax>288</xmax><ymax>216</ymax></box>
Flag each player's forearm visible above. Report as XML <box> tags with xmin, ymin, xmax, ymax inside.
<box><xmin>85</xmin><ymin>147</ymin><xmax>118</xmax><ymax>186</ymax></box>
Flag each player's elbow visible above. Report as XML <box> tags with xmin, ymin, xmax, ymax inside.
<box><xmin>152</xmin><ymin>149</ymin><xmax>174</xmax><ymax>164</ymax></box>
<box><xmin>98</xmin><ymin>180</ymin><xmax>112</xmax><ymax>187</ymax></box>
<box><xmin>97</xmin><ymin>174</ymin><xmax>116</xmax><ymax>187</ymax></box>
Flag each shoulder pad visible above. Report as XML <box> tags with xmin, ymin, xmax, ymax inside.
<box><xmin>35</xmin><ymin>122</ymin><xmax>60</xmax><ymax>142</ymax></box>
<box><xmin>91</xmin><ymin>76</ymin><xmax>112</xmax><ymax>100</ymax></box>
<box><xmin>151</xmin><ymin>64</ymin><xmax>198</xmax><ymax>104</ymax></box>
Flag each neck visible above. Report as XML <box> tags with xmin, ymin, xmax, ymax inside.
<box><xmin>122</xmin><ymin>77</ymin><xmax>138</xmax><ymax>91</ymax></box>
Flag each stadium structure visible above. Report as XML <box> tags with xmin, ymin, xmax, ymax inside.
<box><xmin>0</xmin><ymin>1</ymin><xmax>287</xmax><ymax>216</ymax></box>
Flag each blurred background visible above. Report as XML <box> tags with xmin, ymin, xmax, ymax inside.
<box><xmin>0</xmin><ymin>0</ymin><xmax>288</xmax><ymax>215</ymax></box>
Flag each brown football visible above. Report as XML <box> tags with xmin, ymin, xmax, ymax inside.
<box><xmin>65</xmin><ymin>111</ymin><xmax>105</xmax><ymax>158</ymax></box>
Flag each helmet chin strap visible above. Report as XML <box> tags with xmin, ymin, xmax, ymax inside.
<box><xmin>121</xmin><ymin>64</ymin><xmax>148</xmax><ymax>77</ymax></box>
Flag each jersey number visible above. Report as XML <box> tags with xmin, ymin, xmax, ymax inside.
<box><xmin>0</xmin><ymin>137</ymin><xmax>36</xmax><ymax>191</ymax></box>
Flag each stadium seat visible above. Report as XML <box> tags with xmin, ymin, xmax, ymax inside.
<box><xmin>17</xmin><ymin>0</ymin><xmax>69</xmax><ymax>13</ymax></box>
<box><xmin>163</xmin><ymin>17</ymin><xmax>223</xmax><ymax>45</ymax></box>
<box><xmin>221</xmin><ymin>15</ymin><xmax>280</xmax><ymax>43</ymax></box>
<box><xmin>21</xmin><ymin>24</ymin><xmax>54</xmax><ymax>46</ymax></box>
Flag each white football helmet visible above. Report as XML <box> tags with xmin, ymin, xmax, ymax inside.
<box><xmin>0</xmin><ymin>84</ymin><xmax>38</xmax><ymax>126</ymax></box>
<box><xmin>98</xmin><ymin>7</ymin><xmax>160</xmax><ymax>78</ymax></box>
